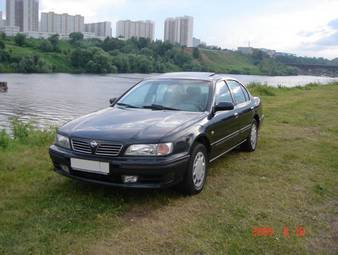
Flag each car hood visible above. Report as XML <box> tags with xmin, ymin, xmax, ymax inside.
<box><xmin>59</xmin><ymin>107</ymin><xmax>206</xmax><ymax>142</ymax></box>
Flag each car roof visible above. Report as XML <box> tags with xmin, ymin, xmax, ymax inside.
<box><xmin>146</xmin><ymin>72</ymin><xmax>238</xmax><ymax>82</ymax></box>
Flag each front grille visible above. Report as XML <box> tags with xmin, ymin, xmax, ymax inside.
<box><xmin>96</xmin><ymin>143</ymin><xmax>123</xmax><ymax>156</ymax></box>
<box><xmin>72</xmin><ymin>139</ymin><xmax>92</xmax><ymax>154</ymax></box>
<box><xmin>71</xmin><ymin>138</ymin><xmax>123</xmax><ymax>157</ymax></box>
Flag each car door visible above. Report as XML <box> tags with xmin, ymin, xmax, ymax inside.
<box><xmin>227</xmin><ymin>80</ymin><xmax>254</xmax><ymax>141</ymax></box>
<box><xmin>208</xmin><ymin>80</ymin><xmax>240</xmax><ymax>158</ymax></box>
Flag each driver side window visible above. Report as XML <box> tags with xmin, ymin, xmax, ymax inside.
<box><xmin>215</xmin><ymin>81</ymin><xmax>233</xmax><ymax>105</ymax></box>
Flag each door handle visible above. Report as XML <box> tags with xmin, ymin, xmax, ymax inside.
<box><xmin>234</xmin><ymin>112</ymin><xmax>239</xmax><ymax>118</ymax></box>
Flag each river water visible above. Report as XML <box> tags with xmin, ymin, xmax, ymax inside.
<box><xmin>0</xmin><ymin>73</ymin><xmax>337</xmax><ymax>130</ymax></box>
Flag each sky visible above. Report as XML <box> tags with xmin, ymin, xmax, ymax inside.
<box><xmin>1</xmin><ymin>0</ymin><xmax>338</xmax><ymax>59</ymax></box>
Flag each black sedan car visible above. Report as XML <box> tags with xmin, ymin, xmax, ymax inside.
<box><xmin>49</xmin><ymin>72</ymin><xmax>264</xmax><ymax>195</ymax></box>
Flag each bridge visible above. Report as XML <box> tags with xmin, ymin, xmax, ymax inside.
<box><xmin>285</xmin><ymin>63</ymin><xmax>338</xmax><ymax>77</ymax></box>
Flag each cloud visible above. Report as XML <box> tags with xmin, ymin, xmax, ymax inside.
<box><xmin>295</xmin><ymin>16</ymin><xmax>338</xmax><ymax>57</ymax></box>
<box><xmin>316</xmin><ymin>32</ymin><xmax>338</xmax><ymax>46</ymax></box>
<box><xmin>297</xmin><ymin>29</ymin><xmax>327</xmax><ymax>38</ymax></box>
<box><xmin>328</xmin><ymin>18</ymin><xmax>338</xmax><ymax>29</ymax></box>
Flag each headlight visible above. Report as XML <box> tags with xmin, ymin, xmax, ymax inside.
<box><xmin>55</xmin><ymin>134</ymin><xmax>70</xmax><ymax>149</ymax></box>
<box><xmin>125</xmin><ymin>143</ymin><xmax>173</xmax><ymax>156</ymax></box>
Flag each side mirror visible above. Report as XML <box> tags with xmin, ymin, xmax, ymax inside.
<box><xmin>214</xmin><ymin>102</ymin><xmax>234</xmax><ymax>112</ymax></box>
<box><xmin>109</xmin><ymin>98</ymin><xmax>117</xmax><ymax>105</ymax></box>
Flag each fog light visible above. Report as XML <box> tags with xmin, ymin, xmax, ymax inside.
<box><xmin>122</xmin><ymin>175</ymin><xmax>138</xmax><ymax>183</ymax></box>
<box><xmin>61</xmin><ymin>165</ymin><xmax>69</xmax><ymax>173</ymax></box>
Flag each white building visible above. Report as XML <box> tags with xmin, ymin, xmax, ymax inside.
<box><xmin>6</xmin><ymin>0</ymin><xmax>39</xmax><ymax>32</ymax></box>
<box><xmin>6</xmin><ymin>0</ymin><xmax>15</xmax><ymax>28</ymax></box>
<box><xmin>164</xmin><ymin>16</ymin><xmax>193</xmax><ymax>47</ymax></box>
<box><xmin>85</xmin><ymin>22</ymin><xmax>112</xmax><ymax>38</ymax></box>
<box><xmin>238</xmin><ymin>47</ymin><xmax>254</xmax><ymax>55</ymax></box>
<box><xmin>0</xmin><ymin>26</ymin><xmax>20</xmax><ymax>36</ymax></box>
<box><xmin>116</xmin><ymin>20</ymin><xmax>154</xmax><ymax>40</ymax></box>
<box><xmin>193</xmin><ymin>37</ymin><xmax>201</xmax><ymax>47</ymax></box>
<box><xmin>40</xmin><ymin>12</ymin><xmax>84</xmax><ymax>35</ymax></box>
<box><xmin>0</xmin><ymin>11</ymin><xmax>3</xmax><ymax>28</ymax></box>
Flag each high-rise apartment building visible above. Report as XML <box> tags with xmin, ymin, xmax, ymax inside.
<box><xmin>164</xmin><ymin>16</ymin><xmax>193</xmax><ymax>47</ymax></box>
<box><xmin>116</xmin><ymin>20</ymin><xmax>154</xmax><ymax>40</ymax></box>
<box><xmin>6</xmin><ymin>0</ymin><xmax>39</xmax><ymax>32</ymax></box>
<box><xmin>40</xmin><ymin>12</ymin><xmax>84</xmax><ymax>35</ymax></box>
<box><xmin>6</xmin><ymin>0</ymin><xmax>15</xmax><ymax>27</ymax></box>
<box><xmin>0</xmin><ymin>11</ymin><xmax>3</xmax><ymax>27</ymax></box>
<box><xmin>85</xmin><ymin>22</ymin><xmax>112</xmax><ymax>38</ymax></box>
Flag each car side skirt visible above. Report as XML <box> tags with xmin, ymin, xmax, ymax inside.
<box><xmin>209</xmin><ymin>139</ymin><xmax>247</xmax><ymax>163</ymax></box>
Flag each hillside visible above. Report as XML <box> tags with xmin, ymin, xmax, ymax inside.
<box><xmin>0</xmin><ymin>33</ymin><xmax>297</xmax><ymax>75</ymax></box>
<box><xmin>198</xmin><ymin>49</ymin><xmax>296</xmax><ymax>75</ymax></box>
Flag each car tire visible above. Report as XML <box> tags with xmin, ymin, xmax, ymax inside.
<box><xmin>177</xmin><ymin>143</ymin><xmax>208</xmax><ymax>196</ymax></box>
<box><xmin>242</xmin><ymin>120</ymin><xmax>258</xmax><ymax>152</ymax></box>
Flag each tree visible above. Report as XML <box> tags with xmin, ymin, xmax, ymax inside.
<box><xmin>85</xmin><ymin>48</ymin><xmax>112</xmax><ymax>73</ymax></box>
<box><xmin>69</xmin><ymin>32</ymin><xmax>84</xmax><ymax>44</ymax></box>
<box><xmin>70</xmin><ymin>48</ymin><xmax>92</xmax><ymax>68</ymax></box>
<box><xmin>0</xmin><ymin>40</ymin><xmax>5</xmax><ymax>49</ymax></box>
<box><xmin>0</xmin><ymin>49</ymin><xmax>10</xmax><ymax>62</ymax></box>
<box><xmin>193</xmin><ymin>47</ymin><xmax>201</xmax><ymax>59</ymax></box>
<box><xmin>70</xmin><ymin>47</ymin><xmax>112</xmax><ymax>73</ymax></box>
<box><xmin>39</xmin><ymin>40</ymin><xmax>53</xmax><ymax>52</ymax></box>
<box><xmin>0</xmin><ymin>32</ymin><xmax>6</xmax><ymax>40</ymax></box>
<box><xmin>112</xmin><ymin>54</ymin><xmax>130</xmax><ymax>73</ymax></box>
<box><xmin>102</xmin><ymin>37</ymin><xmax>125</xmax><ymax>51</ymax></box>
<box><xmin>48</xmin><ymin>34</ymin><xmax>60</xmax><ymax>51</ymax></box>
<box><xmin>15</xmin><ymin>55</ymin><xmax>51</xmax><ymax>73</ymax></box>
<box><xmin>252</xmin><ymin>49</ymin><xmax>267</xmax><ymax>65</ymax></box>
<box><xmin>137</xmin><ymin>37</ymin><xmax>151</xmax><ymax>49</ymax></box>
<box><xmin>14</xmin><ymin>33</ymin><xmax>26</xmax><ymax>46</ymax></box>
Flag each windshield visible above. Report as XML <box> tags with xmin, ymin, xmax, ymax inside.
<box><xmin>117</xmin><ymin>79</ymin><xmax>211</xmax><ymax>112</ymax></box>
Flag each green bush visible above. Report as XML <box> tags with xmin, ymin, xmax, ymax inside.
<box><xmin>69</xmin><ymin>32</ymin><xmax>84</xmax><ymax>44</ymax></box>
<box><xmin>71</xmin><ymin>47</ymin><xmax>113</xmax><ymax>73</ymax></box>
<box><xmin>1</xmin><ymin>119</ymin><xmax>56</xmax><ymax>148</ymax></box>
<box><xmin>0</xmin><ymin>130</ymin><xmax>10</xmax><ymax>149</ymax></box>
<box><xmin>39</xmin><ymin>40</ymin><xmax>54</xmax><ymax>52</ymax></box>
<box><xmin>0</xmin><ymin>40</ymin><xmax>5</xmax><ymax>49</ymax></box>
<box><xmin>14</xmin><ymin>33</ymin><xmax>26</xmax><ymax>46</ymax></box>
<box><xmin>12</xmin><ymin>119</ymin><xmax>32</xmax><ymax>141</ymax></box>
<box><xmin>15</xmin><ymin>55</ymin><xmax>52</xmax><ymax>73</ymax></box>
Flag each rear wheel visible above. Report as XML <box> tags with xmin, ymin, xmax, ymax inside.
<box><xmin>178</xmin><ymin>143</ymin><xmax>208</xmax><ymax>195</ymax></box>
<box><xmin>242</xmin><ymin>120</ymin><xmax>258</xmax><ymax>152</ymax></box>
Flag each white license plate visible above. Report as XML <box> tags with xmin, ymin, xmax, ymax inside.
<box><xmin>70</xmin><ymin>158</ymin><xmax>110</xmax><ymax>175</ymax></box>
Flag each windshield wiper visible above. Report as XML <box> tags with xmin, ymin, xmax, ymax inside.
<box><xmin>143</xmin><ymin>104</ymin><xmax>180</xmax><ymax>111</ymax></box>
<box><xmin>116</xmin><ymin>103</ymin><xmax>140</xmax><ymax>109</ymax></box>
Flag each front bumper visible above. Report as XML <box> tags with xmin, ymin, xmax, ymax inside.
<box><xmin>49</xmin><ymin>145</ymin><xmax>190</xmax><ymax>189</ymax></box>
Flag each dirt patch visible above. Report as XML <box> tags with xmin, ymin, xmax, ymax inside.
<box><xmin>87</xmin><ymin>197</ymin><xmax>208</xmax><ymax>255</ymax></box>
<box><xmin>331</xmin><ymin>217</ymin><xmax>338</xmax><ymax>252</ymax></box>
<box><xmin>122</xmin><ymin>205</ymin><xmax>156</xmax><ymax>222</ymax></box>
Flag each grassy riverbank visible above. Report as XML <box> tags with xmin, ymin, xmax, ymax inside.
<box><xmin>0</xmin><ymin>34</ymin><xmax>296</xmax><ymax>75</ymax></box>
<box><xmin>0</xmin><ymin>83</ymin><xmax>337</xmax><ymax>254</ymax></box>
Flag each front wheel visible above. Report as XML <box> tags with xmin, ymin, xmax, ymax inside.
<box><xmin>242</xmin><ymin>120</ymin><xmax>258</xmax><ymax>152</ymax></box>
<box><xmin>178</xmin><ymin>143</ymin><xmax>208</xmax><ymax>195</ymax></box>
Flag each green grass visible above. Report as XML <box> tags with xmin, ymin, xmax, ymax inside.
<box><xmin>198</xmin><ymin>49</ymin><xmax>297</xmax><ymax>75</ymax></box>
<box><xmin>0</xmin><ymin>83</ymin><xmax>337</xmax><ymax>254</ymax></box>
<box><xmin>200</xmin><ymin>49</ymin><xmax>261</xmax><ymax>74</ymax></box>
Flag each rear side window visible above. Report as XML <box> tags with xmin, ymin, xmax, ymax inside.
<box><xmin>241</xmin><ymin>86</ymin><xmax>250</xmax><ymax>101</ymax></box>
<box><xmin>227</xmin><ymin>80</ymin><xmax>247</xmax><ymax>105</ymax></box>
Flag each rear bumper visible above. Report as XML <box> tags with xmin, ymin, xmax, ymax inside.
<box><xmin>49</xmin><ymin>145</ymin><xmax>190</xmax><ymax>189</ymax></box>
